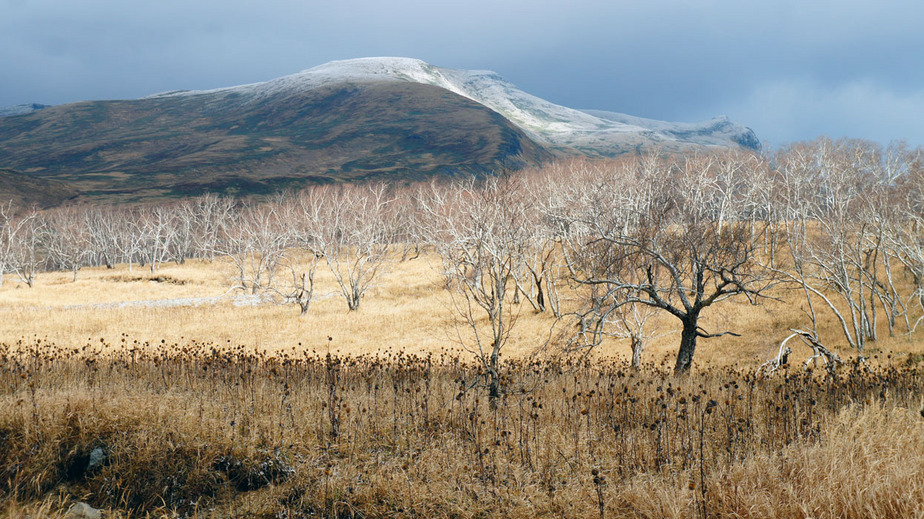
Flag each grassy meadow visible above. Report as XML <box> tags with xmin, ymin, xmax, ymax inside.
<box><xmin>2</xmin><ymin>253</ymin><xmax>921</xmax><ymax>366</ymax></box>
<box><xmin>0</xmin><ymin>253</ymin><xmax>923</xmax><ymax>518</ymax></box>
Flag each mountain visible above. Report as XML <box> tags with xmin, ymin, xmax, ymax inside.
<box><xmin>175</xmin><ymin>57</ymin><xmax>758</xmax><ymax>156</ymax></box>
<box><xmin>0</xmin><ymin>57</ymin><xmax>759</xmax><ymax>203</ymax></box>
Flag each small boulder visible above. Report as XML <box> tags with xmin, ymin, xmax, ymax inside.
<box><xmin>87</xmin><ymin>446</ymin><xmax>107</xmax><ymax>471</ymax></box>
<box><xmin>65</xmin><ymin>502</ymin><xmax>102</xmax><ymax>519</ymax></box>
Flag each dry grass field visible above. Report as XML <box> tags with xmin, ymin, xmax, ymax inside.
<box><xmin>1</xmin><ymin>254</ymin><xmax>923</xmax><ymax>518</ymax></box>
<box><xmin>0</xmin><ymin>255</ymin><xmax>468</xmax><ymax>360</ymax></box>
<box><xmin>1</xmin><ymin>253</ymin><xmax>920</xmax><ymax>367</ymax></box>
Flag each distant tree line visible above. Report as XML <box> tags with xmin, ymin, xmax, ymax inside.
<box><xmin>1</xmin><ymin>137</ymin><xmax>922</xmax><ymax>384</ymax></box>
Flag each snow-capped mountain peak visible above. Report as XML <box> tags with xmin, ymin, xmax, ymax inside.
<box><xmin>150</xmin><ymin>57</ymin><xmax>760</xmax><ymax>155</ymax></box>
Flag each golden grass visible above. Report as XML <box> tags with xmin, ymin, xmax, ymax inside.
<box><xmin>0</xmin><ymin>256</ymin><xmax>463</xmax><ymax>358</ymax></box>
<box><xmin>1</xmin><ymin>251</ymin><xmax>923</xmax><ymax>516</ymax></box>
<box><xmin>706</xmin><ymin>401</ymin><xmax>924</xmax><ymax>518</ymax></box>
<box><xmin>0</xmin><ymin>252</ymin><xmax>921</xmax><ymax>370</ymax></box>
<box><xmin>1</xmin><ymin>341</ymin><xmax>922</xmax><ymax>518</ymax></box>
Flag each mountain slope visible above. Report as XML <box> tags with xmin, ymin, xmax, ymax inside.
<box><xmin>0</xmin><ymin>80</ymin><xmax>550</xmax><ymax>201</ymax></box>
<box><xmin>0</xmin><ymin>168</ymin><xmax>78</xmax><ymax>208</ymax></box>
<box><xmin>0</xmin><ymin>57</ymin><xmax>758</xmax><ymax>203</ymax></box>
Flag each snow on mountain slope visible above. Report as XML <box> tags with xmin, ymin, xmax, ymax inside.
<box><xmin>149</xmin><ymin>57</ymin><xmax>760</xmax><ymax>155</ymax></box>
<box><xmin>582</xmin><ymin>110</ymin><xmax>762</xmax><ymax>151</ymax></box>
<box><xmin>0</xmin><ymin>103</ymin><xmax>48</xmax><ymax>118</ymax></box>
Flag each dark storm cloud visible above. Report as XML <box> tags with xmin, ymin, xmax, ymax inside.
<box><xmin>2</xmin><ymin>0</ymin><xmax>923</xmax><ymax>146</ymax></box>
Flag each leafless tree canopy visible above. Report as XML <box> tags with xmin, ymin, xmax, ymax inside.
<box><xmin>543</xmin><ymin>152</ymin><xmax>780</xmax><ymax>372</ymax></box>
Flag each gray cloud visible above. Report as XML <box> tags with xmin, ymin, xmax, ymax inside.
<box><xmin>727</xmin><ymin>79</ymin><xmax>924</xmax><ymax>147</ymax></box>
<box><xmin>1</xmin><ymin>0</ymin><xmax>922</xmax><ymax>146</ymax></box>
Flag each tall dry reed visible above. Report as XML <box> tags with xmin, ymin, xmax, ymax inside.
<box><xmin>1</xmin><ymin>338</ymin><xmax>922</xmax><ymax>518</ymax></box>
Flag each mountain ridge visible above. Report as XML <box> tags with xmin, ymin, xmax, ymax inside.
<box><xmin>145</xmin><ymin>57</ymin><xmax>760</xmax><ymax>155</ymax></box>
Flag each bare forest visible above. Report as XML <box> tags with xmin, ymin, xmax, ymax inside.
<box><xmin>1</xmin><ymin>137</ymin><xmax>924</xmax><ymax>518</ymax></box>
<box><xmin>2</xmin><ymin>138</ymin><xmax>922</xmax><ymax>372</ymax></box>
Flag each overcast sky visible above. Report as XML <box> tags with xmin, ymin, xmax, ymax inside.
<box><xmin>2</xmin><ymin>0</ymin><xmax>922</xmax><ymax>148</ymax></box>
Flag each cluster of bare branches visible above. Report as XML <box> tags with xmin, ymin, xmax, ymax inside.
<box><xmin>544</xmin><ymin>141</ymin><xmax>923</xmax><ymax>373</ymax></box>
<box><xmin>540</xmin><ymin>151</ymin><xmax>781</xmax><ymax>372</ymax></box>
<box><xmin>0</xmin><ymin>185</ymin><xmax>398</xmax><ymax>315</ymax></box>
<box><xmin>769</xmin><ymin>139</ymin><xmax>924</xmax><ymax>368</ymax></box>
<box><xmin>1</xmin><ymin>137</ymin><xmax>922</xmax><ymax>380</ymax></box>
<box><xmin>0</xmin><ymin>201</ymin><xmax>40</xmax><ymax>287</ymax></box>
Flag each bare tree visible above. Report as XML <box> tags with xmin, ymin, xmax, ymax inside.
<box><xmin>886</xmin><ymin>145</ymin><xmax>924</xmax><ymax>332</ymax></box>
<box><xmin>509</xmin><ymin>180</ymin><xmax>564</xmax><ymax>316</ymax></box>
<box><xmin>11</xmin><ymin>209</ymin><xmax>44</xmax><ymax>287</ymax></box>
<box><xmin>421</xmin><ymin>176</ymin><xmax>528</xmax><ymax>402</ymax></box>
<box><xmin>569</xmin><ymin>266</ymin><xmax>665</xmax><ymax>369</ymax></box>
<box><xmin>560</xmin><ymin>152</ymin><xmax>777</xmax><ymax>373</ymax></box>
<box><xmin>137</xmin><ymin>205</ymin><xmax>180</xmax><ymax>274</ymax></box>
<box><xmin>42</xmin><ymin>205</ymin><xmax>92</xmax><ymax>282</ymax></box>
<box><xmin>0</xmin><ymin>201</ymin><xmax>39</xmax><ymax>287</ymax></box>
<box><xmin>112</xmin><ymin>207</ymin><xmax>146</xmax><ymax>272</ymax></box>
<box><xmin>512</xmin><ymin>238</ymin><xmax>562</xmax><ymax>315</ymax></box>
<box><xmin>268</xmin><ymin>191</ymin><xmax>326</xmax><ymax>316</ymax></box>
<box><xmin>217</xmin><ymin>201</ymin><xmax>289</xmax><ymax>294</ymax></box>
<box><xmin>189</xmin><ymin>194</ymin><xmax>236</xmax><ymax>262</ymax></box>
<box><xmin>773</xmin><ymin>139</ymin><xmax>903</xmax><ymax>352</ymax></box>
<box><xmin>169</xmin><ymin>199</ymin><xmax>197</xmax><ymax>265</ymax></box>
<box><xmin>387</xmin><ymin>184</ymin><xmax>426</xmax><ymax>262</ymax></box>
<box><xmin>316</xmin><ymin>183</ymin><xmax>393</xmax><ymax>312</ymax></box>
